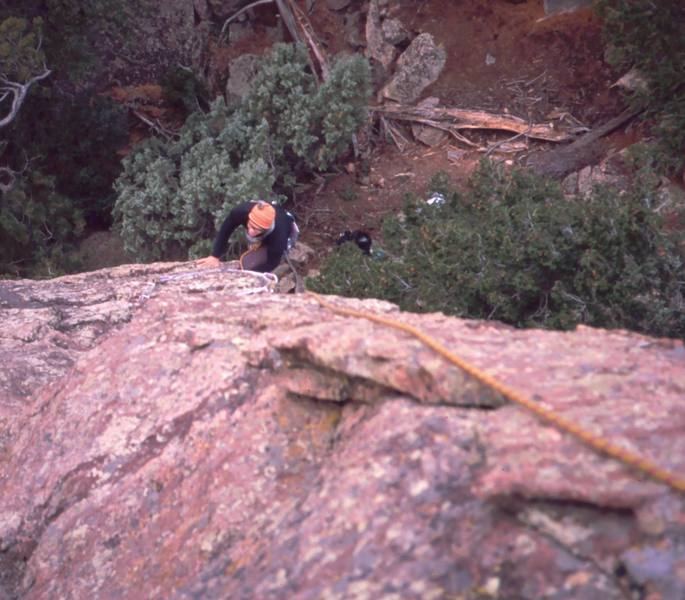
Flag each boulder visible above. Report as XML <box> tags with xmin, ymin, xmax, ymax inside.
<box><xmin>326</xmin><ymin>0</ymin><xmax>352</xmax><ymax>10</ymax></box>
<box><xmin>225</xmin><ymin>53</ymin><xmax>262</xmax><ymax>103</ymax></box>
<box><xmin>286</xmin><ymin>240</ymin><xmax>316</xmax><ymax>266</ymax></box>
<box><xmin>656</xmin><ymin>178</ymin><xmax>685</xmax><ymax>211</ymax></box>
<box><xmin>611</xmin><ymin>67</ymin><xmax>649</xmax><ymax>94</ymax></box>
<box><xmin>382</xmin><ymin>17</ymin><xmax>410</xmax><ymax>45</ymax></box>
<box><xmin>543</xmin><ymin>0</ymin><xmax>593</xmax><ymax>16</ymax></box>
<box><xmin>106</xmin><ymin>0</ymin><xmax>208</xmax><ymax>85</ymax></box>
<box><xmin>227</xmin><ymin>21</ymin><xmax>253</xmax><ymax>43</ymax></box>
<box><xmin>561</xmin><ymin>146</ymin><xmax>633</xmax><ymax>197</ymax></box>
<box><xmin>365</xmin><ymin>0</ymin><xmax>397</xmax><ymax>69</ymax></box>
<box><xmin>344</xmin><ymin>11</ymin><xmax>366</xmax><ymax>49</ymax></box>
<box><xmin>273</xmin><ymin>242</ymin><xmax>316</xmax><ymax>293</ymax></box>
<box><xmin>1</xmin><ymin>263</ymin><xmax>684</xmax><ymax>599</ymax></box>
<box><xmin>381</xmin><ymin>33</ymin><xmax>446</xmax><ymax>104</ymax></box>
<box><xmin>193</xmin><ymin>0</ymin><xmax>211</xmax><ymax>21</ymax></box>
<box><xmin>0</xmin><ymin>262</ymin><xmax>191</xmax><ymax>408</ymax></box>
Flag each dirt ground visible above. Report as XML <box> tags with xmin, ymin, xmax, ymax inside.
<box><xmin>285</xmin><ymin>0</ymin><xmax>627</xmax><ymax>263</ymax></box>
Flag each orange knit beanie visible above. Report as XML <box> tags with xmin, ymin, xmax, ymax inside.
<box><xmin>248</xmin><ymin>201</ymin><xmax>276</xmax><ymax>231</ymax></box>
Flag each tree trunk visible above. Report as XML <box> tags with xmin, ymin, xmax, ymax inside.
<box><xmin>525</xmin><ymin>106</ymin><xmax>643</xmax><ymax>180</ymax></box>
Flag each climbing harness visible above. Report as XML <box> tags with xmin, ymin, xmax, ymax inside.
<box><xmin>138</xmin><ymin>266</ymin><xmax>278</xmax><ymax>303</ymax></box>
<box><xmin>239</xmin><ymin>246</ymin><xmax>267</xmax><ymax>271</ymax></box>
<box><xmin>239</xmin><ymin>211</ymin><xmax>299</xmax><ymax>272</ymax></box>
<box><xmin>305</xmin><ymin>290</ymin><xmax>685</xmax><ymax>496</ymax></box>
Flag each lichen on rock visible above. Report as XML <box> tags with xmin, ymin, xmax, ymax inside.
<box><xmin>1</xmin><ymin>262</ymin><xmax>684</xmax><ymax>599</ymax></box>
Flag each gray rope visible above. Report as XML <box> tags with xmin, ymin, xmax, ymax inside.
<box><xmin>138</xmin><ymin>266</ymin><xmax>278</xmax><ymax>303</ymax></box>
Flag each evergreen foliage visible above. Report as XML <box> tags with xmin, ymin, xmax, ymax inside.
<box><xmin>0</xmin><ymin>170</ymin><xmax>84</xmax><ymax>277</ymax></box>
<box><xmin>1</xmin><ymin>58</ymin><xmax>128</xmax><ymax>276</ymax></box>
<box><xmin>242</xmin><ymin>44</ymin><xmax>370</xmax><ymax>181</ymax></box>
<box><xmin>309</xmin><ymin>162</ymin><xmax>685</xmax><ymax>340</ymax></box>
<box><xmin>596</xmin><ymin>0</ymin><xmax>685</xmax><ymax>174</ymax></box>
<box><xmin>8</xmin><ymin>93</ymin><xmax>129</xmax><ymax>226</ymax></box>
<box><xmin>0</xmin><ymin>0</ymin><xmax>146</xmax><ymax>81</ymax></box>
<box><xmin>113</xmin><ymin>98</ymin><xmax>275</xmax><ymax>261</ymax></box>
<box><xmin>161</xmin><ymin>66</ymin><xmax>210</xmax><ymax>113</ymax></box>
<box><xmin>0</xmin><ymin>1</ymin><xmax>141</xmax><ymax>277</ymax></box>
<box><xmin>114</xmin><ymin>44</ymin><xmax>371</xmax><ymax>262</ymax></box>
<box><xmin>0</xmin><ymin>15</ymin><xmax>45</xmax><ymax>81</ymax></box>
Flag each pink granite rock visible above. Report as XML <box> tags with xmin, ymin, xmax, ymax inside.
<box><xmin>0</xmin><ymin>263</ymin><xmax>683</xmax><ymax>599</ymax></box>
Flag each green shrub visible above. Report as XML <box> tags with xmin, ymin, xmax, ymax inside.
<box><xmin>113</xmin><ymin>98</ymin><xmax>275</xmax><ymax>261</ymax></box>
<box><xmin>596</xmin><ymin>0</ymin><xmax>685</xmax><ymax>174</ymax></box>
<box><xmin>0</xmin><ymin>77</ymin><xmax>129</xmax><ymax>277</ymax></box>
<box><xmin>309</xmin><ymin>162</ymin><xmax>685</xmax><ymax>339</ymax></box>
<box><xmin>7</xmin><ymin>92</ymin><xmax>129</xmax><ymax>227</ymax></box>
<box><xmin>242</xmin><ymin>43</ymin><xmax>371</xmax><ymax>179</ymax></box>
<box><xmin>0</xmin><ymin>0</ymin><xmax>147</xmax><ymax>82</ymax></box>
<box><xmin>0</xmin><ymin>15</ymin><xmax>45</xmax><ymax>81</ymax></box>
<box><xmin>0</xmin><ymin>3</ymin><xmax>140</xmax><ymax>277</ymax></box>
<box><xmin>0</xmin><ymin>84</ymin><xmax>128</xmax><ymax>278</ymax></box>
<box><xmin>0</xmin><ymin>170</ymin><xmax>84</xmax><ymax>277</ymax></box>
<box><xmin>114</xmin><ymin>43</ymin><xmax>371</xmax><ymax>262</ymax></box>
<box><xmin>161</xmin><ymin>65</ymin><xmax>209</xmax><ymax>113</ymax></box>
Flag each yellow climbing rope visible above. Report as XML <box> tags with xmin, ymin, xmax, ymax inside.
<box><xmin>306</xmin><ymin>290</ymin><xmax>685</xmax><ymax>495</ymax></box>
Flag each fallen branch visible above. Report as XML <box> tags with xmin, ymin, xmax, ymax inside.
<box><xmin>133</xmin><ymin>110</ymin><xmax>179</xmax><ymax>141</ymax></box>
<box><xmin>276</xmin><ymin>0</ymin><xmax>356</xmax><ymax>159</ymax></box>
<box><xmin>381</xmin><ymin>116</ymin><xmax>411</xmax><ymax>152</ymax></box>
<box><xmin>555</xmin><ymin>105</ymin><xmax>643</xmax><ymax>150</ymax></box>
<box><xmin>408</xmin><ymin>117</ymin><xmax>478</xmax><ymax>148</ymax></box>
<box><xmin>289</xmin><ymin>0</ymin><xmax>329</xmax><ymax>79</ymax></box>
<box><xmin>485</xmin><ymin>125</ymin><xmax>532</xmax><ymax>156</ymax></box>
<box><xmin>274</xmin><ymin>0</ymin><xmax>299</xmax><ymax>44</ymax></box>
<box><xmin>525</xmin><ymin>105</ymin><xmax>644</xmax><ymax>180</ymax></box>
<box><xmin>275</xmin><ymin>0</ymin><xmax>329</xmax><ymax>80</ymax></box>
<box><xmin>374</xmin><ymin>103</ymin><xmax>577</xmax><ymax>144</ymax></box>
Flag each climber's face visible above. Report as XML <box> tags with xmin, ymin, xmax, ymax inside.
<box><xmin>247</xmin><ymin>223</ymin><xmax>266</xmax><ymax>238</ymax></box>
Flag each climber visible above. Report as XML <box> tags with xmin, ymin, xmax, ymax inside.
<box><xmin>197</xmin><ymin>200</ymin><xmax>299</xmax><ymax>273</ymax></box>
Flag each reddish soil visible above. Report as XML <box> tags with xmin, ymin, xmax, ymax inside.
<box><xmin>287</xmin><ymin>0</ymin><xmax>625</xmax><ymax>263</ymax></box>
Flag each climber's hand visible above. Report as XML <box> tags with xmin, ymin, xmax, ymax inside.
<box><xmin>197</xmin><ymin>255</ymin><xmax>221</xmax><ymax>269</ymax></box>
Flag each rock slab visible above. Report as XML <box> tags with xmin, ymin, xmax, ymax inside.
<box><xmin>1</xmin><ymin>263</ymin><xmax>684</xmax><ymax>599</ymax></box>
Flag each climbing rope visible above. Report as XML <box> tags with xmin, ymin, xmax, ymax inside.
<box><xmin>285</xmin><ymin>254</ymin><xmax>305</xmax><ymax>293</ymax></box>
<box><xmin>138</xmin><ymin>266</ymin><xmax>277</xmax><ymax>303</ymax></box>
<box><xmin>305</xmin><ymin>290</ymin><xmax>685</xmax><ymax>495</ymax></box>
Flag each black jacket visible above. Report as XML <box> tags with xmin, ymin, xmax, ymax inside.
<box><xmin>211</xmin><ymin>201</ymin><xmax>293</xmax><ymax>272</ymax></box>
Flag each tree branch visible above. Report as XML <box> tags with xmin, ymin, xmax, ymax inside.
<box><xmin>525</xmin><ymin>105</ymin><xmax>645</xmax><ymax>180</ymax></box>
<box><xmin>219</xmin><ymin>0</ymin><xmax>275</xmax><ymax>44</ymax></box>
<box><xmin>0</xmin><ymin>155</ymin><xmax>30</xmax><ymax>195</ymax></box>
<box><xmin>132</xmin><ymin>110</ymin><xmax>179</xmax><ymax>141</ymax></box>
<box><xmin>275</xmin><ymin>0</ymin><xmax>329</xmax><ymax>81</ymax></box>
<box><xmin>0</xmin><ymin>67</ymin><xmax>52</xmax><ymax>129</ymax></box>
<box><xmin>374</xmin><ymin>103</ymin><xmax>576</xmax><ymax>143</ymax></box>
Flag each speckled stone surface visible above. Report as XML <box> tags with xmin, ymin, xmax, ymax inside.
<box><xmin>1</xmin><ymin>262</ymin><xmax>683</xmax><ymax>599</ymax></box>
